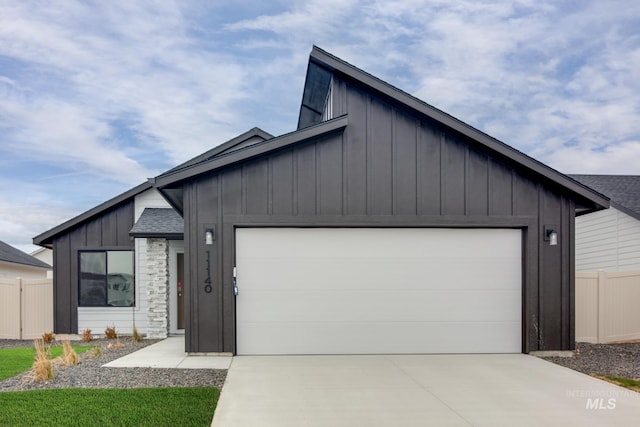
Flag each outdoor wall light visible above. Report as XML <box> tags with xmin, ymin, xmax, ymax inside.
<box><xmin>205</xmin><ymin>228</ymin><xmax>215</xmax><ymax>245</ymax></box>
<box><xmin>544</xmin><ymin>226</ymin><xmax>558</xmax><ymax>246</ymax></box>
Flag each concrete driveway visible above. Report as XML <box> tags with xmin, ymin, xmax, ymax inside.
<box><xmin>212</xmin><ymin>354</ymin><xmax>640</xmax><ymax>426</ymax></box>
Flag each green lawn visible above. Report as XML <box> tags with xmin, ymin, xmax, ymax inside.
<box><xmin>595</xmin><ymin>375</ymin><xmax>640</xmax><ymax>393</ymax></box>
<box><xmin>0</xmin><ymin>345</ymin><xmax>92</xmax><ymax>381</ymax></box>
<box><xmin>0</xmin><ymin>387</ymin><xmax>219</xmax><ymax>426</ymax></box>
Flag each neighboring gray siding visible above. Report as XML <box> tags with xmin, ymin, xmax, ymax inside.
<box><xmin>52</xmin><ymin>200</ymin><xmax>134</xmax><ymax>333</ymax></box>
<box><xmin>576</xmin><ymin>207</ymin><xmax>640</xmax><ymax>271</ymax></box>
<box><xmin>183</xmin><ymin>78</ymin><xmax>577</xmax><ymax>353</ymax></box>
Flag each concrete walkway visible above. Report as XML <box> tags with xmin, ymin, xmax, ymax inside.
<box><xmin>103</xmin><ymin>336</ymin><xmax>232</xmax><ymax>369</ymax></box>
<box><xmin>212</xmin><ymin>354</ymin><xmax>640</xmax><ymax>427</ymax></box>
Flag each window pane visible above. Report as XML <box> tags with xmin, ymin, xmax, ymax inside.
<box><xmin>107</xmin><ymin>251</ymin><xmax>134</xmax><ymax>307</ymax></box>
<box><xmin>80</xmin><ymin>252</ymin><xmax>106</xmax><ymax>306</ymax></box>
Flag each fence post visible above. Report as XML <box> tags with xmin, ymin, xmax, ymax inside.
<box><xmin>19</xmin><ymin>278</ymin><xmax>23</xmax><ymax>340</ymax></box>
<box><xmin>597</xmin><ymin>270</ymin><xmax>607</xmax><ymax>343</ymax></box>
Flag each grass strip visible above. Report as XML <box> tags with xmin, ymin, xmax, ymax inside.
<box><xmin>0</xmin><ymin>387</ymin><xmax>219</xmax><ymax>426</ymax></box>
<box><xmin>593</xmin><ymin>374</ymin><xmax>640</xmax><ymax>393</ymax></box>
<box><xmin>0</xmin><ymin>345</ymin><xmax>91</xmax><ymax>381</ymax></box>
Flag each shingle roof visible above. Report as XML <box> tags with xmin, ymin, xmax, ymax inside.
<box><xmin>129</xmin><ymin>208</ymin><xmax>184</xmax><ymax>239</ymax></box>
<box><xmin>569</xmin><ymin>175</ymin><xmax>640</xmax><ymax>218</ymax></box>
<box><xmin>0</xmin><ymin>240</ymin><xmax>51</xmax><ymax>269</ymax></box>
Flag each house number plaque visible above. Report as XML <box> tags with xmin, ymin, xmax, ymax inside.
<box><xmin>204</xmin><ymin>250</ymin><xmax>213</xmax><ymax>293</ymax></box>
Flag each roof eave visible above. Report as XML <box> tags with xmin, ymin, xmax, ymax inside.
<box><xmin>0</xmin><ymin>259</ymin><xmax>51</xmax><ymax>270</ymax></box>
<box><xmin>129</xmin><ymin>232</ymin><xmax>184</xmax><ymax>239</ymax></box>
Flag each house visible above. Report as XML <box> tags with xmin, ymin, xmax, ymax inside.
<box><xmin>30</xmin><ymin>247</ymin><xmax>53</xmax><ymax>278</ymax></box>
<box><xmin>569</xmin><ymin>175</ymin><xmax>640</xmax><ymax>272</ymax></box>
<box><xmin>34</xmin><ymin>46</ymin><xmax>609</xmax><ymax>354</ymax></box>
<box><xmin>33</xmin><ymin>129</ymin><xmax>272</xmax><ymax>339</ymax></box>
<box><xmin>31</xmin><ymin>247</ymin><xmax>53</xmax><ymax>266</ymax></box>
<box><xmin>0</xmin><ymin>240</ymin><xmax>51</xmax><ymax>279</ymax></box>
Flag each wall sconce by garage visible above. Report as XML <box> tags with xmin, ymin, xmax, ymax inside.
<box><xmin>205</xmin><ymin>227</ymin><xmax>215</xmax><ymax>245</ymax></box>
<box><xmin>544</xmin><ymin>225</ymin><xmax>558</xmax><ymax>246</ymax></box>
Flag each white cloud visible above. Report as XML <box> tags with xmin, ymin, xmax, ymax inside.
<box><xmin>548</xmin><ymin>140</ymin><xmax>640</xmax><ymax>175</ymax></box>
<box><xmin>0</xmin><ymin>179</ymin><xmax>80</xmax><ymax>251</ymax></box>
<box><xmin>2</xmin><ymin>96</ymin><xmax>153</xmax><ymax>184</ymax></box>
<box><xmin>351</xmin><ymin>0</ymin><xmax>640</xmax><ymax>175</ymax></box>
<box><xmin>225</xmin><ymin>0</ymin><xmax>358</xmax><ymax>38</ymax></box>
<box><xmin>0</xmin><ymin>1</ymin><xmax>252</xmax><ymax>171</ymax></box>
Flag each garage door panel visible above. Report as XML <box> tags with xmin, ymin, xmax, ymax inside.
<box><xmin>237</xmin><ymin>228</ymin><xmax>520</xmax><ymax>260</ymax></box>
<box><xmin>238</xmin><ymin>259</ymin><xmax>520</xmax><ymax>291</ymax></box>
<box><xmin>237</xmin><ymin>321</ymin><xmax>521</xmax><ymax>355</ymax></box>
<box><xmin>236</xmin><ymin>228</ymin><xmax>522</xmax><ymax>355</ymax></box>
<box><xmin>238</xmin><ymin>291</ymin><xmax>520</xmax><ymax>323</ymax></box>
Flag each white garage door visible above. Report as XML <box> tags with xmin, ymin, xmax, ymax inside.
<box><xmin>236</xmin><ymin>228</ymin><xmax>521</xmax><ymax>355</ymax></box>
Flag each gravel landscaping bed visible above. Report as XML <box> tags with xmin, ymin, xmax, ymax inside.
<box><xmin>541</xmin><ymin>341</ymin><xmax>640</xmax><ymax>379</ymax></box>
<box><xmin>0</xmin><ymin>338</ymin><xmax>227</xmax><ymax>392</ymax></box>
<box><xmin>4</xmin><ymin>338</ymin><xmax>635</xmax><ymax>392</ymax></box>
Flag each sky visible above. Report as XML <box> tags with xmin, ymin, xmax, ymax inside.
<box><xmin>1</xmin><ymin>0</ymin><xmax>639</xmax><ymax>254</ymax></box>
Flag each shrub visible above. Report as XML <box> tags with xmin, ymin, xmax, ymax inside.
<box><xmin>132</xmin><ymin>326</ymin><xmax>143</xmax><ymax>343</ymax></box>
<box><xmin>42</xmin><ymin>331</ymin><xmax>55</xmax><ymax>344</ymax></box>
<box><xmin>105</xmin><ymin>326</ymin><xmax>118</xmax><ymax>339</ymax></box>
<box><xmin>90</xmin><ymin>346</ymin><xmax>102</xmax><ymax>358</ymax></box>
<box><xmin>107</xmin><ymin>340</ymin><xmax>125</xmax><ymax>349</ymax></box>
<box><xmin>30</xmin><ymin>339</ymin><xmax>53</xmax><ymax>381</ymax></box>
<box><xmin>82</xmin><ymin>328</ymin><xmax>94</xmax><ymax>342</ymax></box>
<box><xmin>60</xmin><ymin>340</ymin><xmax>79</xmax><ymax>366</ymax></box>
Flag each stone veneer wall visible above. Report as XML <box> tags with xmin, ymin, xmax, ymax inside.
<box><xmin>146</xmin><ymin>238</ymin><xmax>169</xmax><ymax>338</ymax></box>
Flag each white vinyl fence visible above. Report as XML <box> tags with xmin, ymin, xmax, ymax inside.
<box><xmin>0</xmin><ymin>278</ymin><xmax>53</xmax><ymax>339</ymax></box>
<box><xmin>576</xmin><ymin>271</ymin><xmax>640</xmax><ymax>343</ymax></box>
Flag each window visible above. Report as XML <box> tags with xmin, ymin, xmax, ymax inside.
<box><xmin>79</xmin><ymin>251</ymin><xmax>134</xmax><ymax>307</ymax></box>
<box><xmin>321</xmin><ymin>78</ymin><xmax>333</xmax><ymax>121</ymax></box>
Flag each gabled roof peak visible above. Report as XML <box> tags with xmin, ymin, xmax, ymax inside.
<box><xmin>303</xmin><ymin>46</ymin><xmax>608</xmax><ymax>212</ymax></box>
<box><xmin>158</xmin><ymin>127</ymin><xmax>273</xmax><ymax>178</ymax></box>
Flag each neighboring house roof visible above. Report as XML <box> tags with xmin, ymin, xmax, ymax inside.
<box><xmin>569</xmin><ymin>175</ymin><xmax>640</xmax><ymax>220</ymax></box>
<box><xmin>129</xmin><ymin>208</ymin><xmax>184</xmax><ymax>239</ymax></box>
<box><xmin>0</xmin><ymin>240</ymin><xmax>51</xmax><ymax>269</ymax></box>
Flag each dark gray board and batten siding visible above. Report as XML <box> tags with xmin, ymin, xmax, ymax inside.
<box><xmin>182</xmin><ymin>75</ymin><xmax>579</xmax><ymax>354</ymax></box>
<box><xmin>51</xmin><ymin>200</ymin><xmax>135</xmax><ymax>333</ymax></box>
